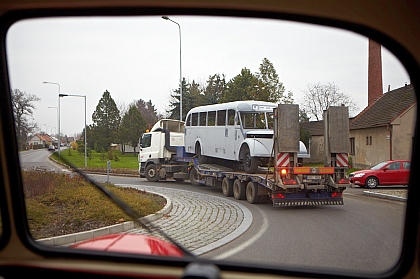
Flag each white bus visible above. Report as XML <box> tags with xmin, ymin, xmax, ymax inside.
<box><xmin>184</xmin><ymin>101</ymin><xmax>282</xmax><ymax>173</ymax></box>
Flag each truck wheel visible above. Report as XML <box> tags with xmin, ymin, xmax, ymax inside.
<box><xmin>233</xmin><ymin>179</ymin><xmax>246</xmax><ymax>200</ymax></box>
<box><xmin>222</xmin><ymin>177</ymin><xmax>234</xmax><ymax>197</ymax></box>
<box><xmin>246</xmin><ymin>181</ymin><xmax>261</xmax><ymax>204</ymax></box>
<box><xmin>145</xmin><ymin>164</ymin><xmax>159</xmax><ymax>182</ymax></box>
<box><xmin>365</xmin><ymin>176</ymin><xmax>379</xmax><ymax>188</ymax></box>
<box><xmin>243</xmin><ymin>148</ymin><xmax>258</xmax><ymax>174</ymax></box>
<box><xmin>189</xmin><ymin>167</ymin><xmax>201</xmax><ymax>186</ymax></box>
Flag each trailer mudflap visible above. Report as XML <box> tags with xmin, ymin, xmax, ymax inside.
<box><xmin>271</xmin><ymin>192</ymin><xmax>344</xmax><ymax>207</ymax></box>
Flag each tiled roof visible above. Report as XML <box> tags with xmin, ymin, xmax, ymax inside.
<box><xmin>300</xmin><ymin>117</ymin><xmax>354</xmax><ymax>137</ymax></box>
<box><xmin>36</xmin><ymin>134</ymin><xmax>53</xmax><ymax>142</ymax></box>
<box><xmin>350</xmin><ymin>84</ymin><xmax>416</xmax><ymax>130</ymax></box>
<box><xmin>300</xmin><ymin>120</ymin><xmax>325</xmax><ymax>136</ymax></box>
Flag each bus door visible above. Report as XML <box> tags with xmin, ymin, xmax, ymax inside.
<box><xmin>222</xmin><ymin>109</ymin><xmax>236</xmax><ymax>160</ymax></box>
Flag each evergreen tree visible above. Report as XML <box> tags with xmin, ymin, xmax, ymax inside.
<box><xmin>167</xmin><ymin>78</ymin><xmax>204</xmax><ymax>120</ymax></box>
<box><xmin>120</xmin><ymin>105</ymin><xmax>146</xmax><ymax>155</ymax></box>
<box><xmin>203</xmin><ymin>74</ymin><xmax>226</xmax><ymax>105</ymax></box>
<box><xmin>221</xmin><ymin>68</ymin><xmax>257</xmax><ymax>102</ymax></box>
<box><xmin>91</xmin><ymin>90</ymin><xmax>121</xmax><ymax>152</ymax></box>
<box><xmin>135</xmin><ymin>99</ymin><xmax>158</xmax><ymax>131</ymax></box>
<box><xmin>255</xmin><ymin>58</ymin><xmax>293</xmax><ymax>103</ymax></box>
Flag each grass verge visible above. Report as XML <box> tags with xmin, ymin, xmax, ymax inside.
<box><xmin>23</xmin><ymin>170</ymin><xmax>165</xmax><ymax>239</ymax></box>
<box><xmin>51</xmin><ymin>149</ymin><xmax>139</xmax><ymax>175</ymax></box>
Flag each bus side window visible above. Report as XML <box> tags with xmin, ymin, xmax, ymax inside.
<box><xmin>228</xmin><ymin>109</ymin><xmax>235</xmax><ymax>125</ymax></box>
<box><xmin>217</xmin><ymin>110</ymin><xmax>226</xmax><ymax>126</ymax></box>
<box><xmin>192</xmin><ymin>113</ymin><xmax>198</xmax><ymax>126</ymax></box>
<box><xmin>208</xmin><ymin>111</ymin><xmax>216</xmax><ymax>126</ymax></box>
<box><xmin>185</xmin><ymin>114</ymin><xmax>191</xmax><ymax>126</ymax></box>
<box><xmin>199</xmin><ymin>112</ymin><xmax>206</xmax><ymax>126</ymax></box>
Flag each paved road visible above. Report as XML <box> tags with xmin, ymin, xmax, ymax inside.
<box><xmin>91</xmin><ymin>174</ymin><xmax>407</xmax><ymax>274</ymax></box>
<box><xmin>20</xmin><ymin>151</ymin><xmax>408</xmax><ymax>274</ymax></box>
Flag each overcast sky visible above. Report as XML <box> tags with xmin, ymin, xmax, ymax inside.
<box><xmin>6</xmin><ymin>15</ymin><xmax>409</xmax><ymax>136</ymax></box>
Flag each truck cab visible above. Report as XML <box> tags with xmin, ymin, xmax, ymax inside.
<box><xmin>139</xmin><ymin>119</ymin><xmax>185</xmax><ymax>181</ymax></box>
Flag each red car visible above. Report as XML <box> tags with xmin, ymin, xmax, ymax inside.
<box><xmin>70</xmin><ymin>234</ymin><xmax>184</xmax><ymax>257</ymax></box>
<box><xmin>349</xmin><ymin>160</ymin><xmax>410</xmax><ymax>188</ymax></box>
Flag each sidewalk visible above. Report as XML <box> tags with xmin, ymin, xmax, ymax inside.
<box><xmin>119</xmin><ymin>185</ymin><xmax>252</xmax><ymax>256</ymax></box>
<box><xmin>363</xmin><ymin>189</ymin><xmax>407</xmax><ymax>201</ymax></box>
<box><xmin>38</xmin><ymin>184</ymin><xmax>252</xmax><ymax>256</ymax></box>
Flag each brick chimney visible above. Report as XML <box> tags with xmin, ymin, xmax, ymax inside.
<box><xmin>368</xmin><ymin>39</ymin><xmax>383</xmax><ymax>105</ymax></box>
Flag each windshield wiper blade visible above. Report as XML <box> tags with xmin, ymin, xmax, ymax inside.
<box><xmin>62</xmin><ymin>160</ymin><xmax>194</xmax><ymax>258</ymax></box>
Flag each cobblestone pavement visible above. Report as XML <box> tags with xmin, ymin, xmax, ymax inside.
<box><xmin>117</xmin><ymin>184</ymin><xmax>252</xmax><ymax>256</ymax></box>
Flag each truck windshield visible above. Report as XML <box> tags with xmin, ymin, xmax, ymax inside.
<box><xmin>141</xmin><ymin>134</ymin><xmax>152</xmax><ymax>148</ymax></box>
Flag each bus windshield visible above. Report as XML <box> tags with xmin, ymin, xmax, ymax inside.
<box><xmin>239</xmin><ymin>112</ymin><xmax>273</xmax><ymax>129</ymax></box>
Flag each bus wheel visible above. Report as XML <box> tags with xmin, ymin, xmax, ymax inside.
<box><xmin>189</xmin><ymin>167</ymin><xmax>201</xmax><ymax>186</ymax></box>
<box><xmin>233</xmin><ymin>179</ymin><xmax>246</xmax><ymax>200</ymax></box>
<box><xmin>145</xmin><ymin>164</ymin><xmax>159</xmax><ymax>182</ymax></box>
<box><xmin>222</xmin><ymin>177</ymin><xmax>233</xmax><ymax>197</ymax></box>
<box><xmin>246</xmin><ymin>181</ymin><xmax>260</xmax><ymax>204</ymax></box>
<box><xmin>243</xmin><ymin>147</ymin><xmax>258</xmax><ymax>174</ymax></box>
<box><xmin>196</xmin><ymin>143</ymin><xmax>210</xmax><ymax>164</ymax></box>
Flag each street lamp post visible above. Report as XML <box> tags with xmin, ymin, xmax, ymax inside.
<box><xmin>48</xmin><ymin>106</ymin><xmax>58</xmax><ymax>137</ymax></box>
<box><xmin>59</xmin><ymin>94</ymin><xmax>87</xmax><ymax>168</ymax></box>
<box><xmin>43</xmin><ymin>82</ymin><xmax>61</xmax><ymax>158</ymax></box>
<box><xmin>162</xmin><ymin>16</ymin><xmax>183</xmax><ymax>121</ymax></box>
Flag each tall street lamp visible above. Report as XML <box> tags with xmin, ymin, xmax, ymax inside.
<box><xmin>59</xmin><ymin>94</ymin><xmax>87</xmax><ymax>168</ymax></box>
<box><xmin>43</xmin><ymin>81</ymin><xmax>61</xmax><ymax>158</ymax></box>
<box><xmin>162</xmin><ymin>16</ymin><xmax>183</xmax><ymax>121</ymax></box>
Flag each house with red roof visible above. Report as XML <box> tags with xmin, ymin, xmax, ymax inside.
<box><xmin>349</xmin><ymin>84</ymin><xmax>416</xmax><ymax>168</ymax></box>
<box><xmin>300</xmin><ymin>84</ymin><xmax>416</xmax><ymax>169</ymax></box>
<box><xmin>28</xmin><ymin>133</ymin><xmax>53</xmax><ymax>149</ymax></box>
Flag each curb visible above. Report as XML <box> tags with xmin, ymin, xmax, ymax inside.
<box><xmin>37</xmin><ymin>192</ymin><xmax>172</xmax><ymax>246</ymax></box>
<box><xmin>363</xmin><ymin>191</ymin><xmax>407</xmax><ymax>202</ymax></box>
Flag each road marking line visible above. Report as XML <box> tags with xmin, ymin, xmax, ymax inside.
<box><xmin>212</xmin><ymin>207</ymin><xmax>268</xmax><ymax>260</ymax></box>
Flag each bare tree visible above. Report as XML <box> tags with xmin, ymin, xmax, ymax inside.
<box><xmin>11</xmin><ymin>89</ymin><xmax>40</xmax><ymax>150</ymax></box>
<box><xmin>299</xmin><ymin>82</ymin><xmax>358</xmax><ymax>121</ymax></box>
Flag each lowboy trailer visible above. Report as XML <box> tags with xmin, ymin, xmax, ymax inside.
<box><xmin>139</xmin><ymin>104</ymin><xmax>351</xmax><ymax>207</ymax></box>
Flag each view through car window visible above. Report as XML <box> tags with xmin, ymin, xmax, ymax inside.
<box><xmin>6</xmin><ymin>15</ymin><xmax>413</xmax><ymax>274</ymax></box>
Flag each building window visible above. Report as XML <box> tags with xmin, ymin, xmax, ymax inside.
<box><xmin>366</xmin><ymin>136</ymin><xmax>372</xmax><ymax>145</ymax></box>
<box><xmin>350</xmin><ymin>137</ymin><xmax>355</xmax><ymax>155</ymax></box>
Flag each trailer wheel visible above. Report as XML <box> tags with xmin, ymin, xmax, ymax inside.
<box><xmin>233</xmin><ymin>179</ymin><xmax>246</xmax><ymax>200</ymax></box>
<box><xmin>246</xmin><ymin>181</ymin><xmax>261</xmax><ymax>204</ymax></box>
<box><xmin>145</xmin><ymin>164</ymin><xmax>159</xmax><ymax>182</ymax></box>
<box><xmin>189</xmin><ymin>167</ymin><xmax>201</xmax><ymax>186</ymax></box>
<box><xmin>243</xmin><ymin>147</ymin><xmax>258</xmax><ymax>174</ymax></box>
<box><xmin>222</xmin><ymin>177</ymin><xmax>234</xmax><ymax>197</ymax></box>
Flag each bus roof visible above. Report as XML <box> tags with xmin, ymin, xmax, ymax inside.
<box><xmin>186</xmin><ymin>101</ymin><xmax>277</xmax><ymax>114</ymax></box>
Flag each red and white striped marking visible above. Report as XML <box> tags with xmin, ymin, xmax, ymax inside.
<box><xmin>277</xmin><ymin>152</ymin><xmax>290</xmax><ymax>167</ymax></box>
<box><xmin>336</xmin><ymin>153</ymin><xmax>348</xmax><ymax>167</ymax></box>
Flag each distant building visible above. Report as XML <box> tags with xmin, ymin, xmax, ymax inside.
<box><xmin>28</xmin><ymin>134</ymin><xmax>53</xmax><ymax>149</ymax></box>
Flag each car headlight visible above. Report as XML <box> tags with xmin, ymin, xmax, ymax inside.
<box><xmin>354</xmin><ymin>173</ymin><xmax>366</xmax><ymax>178</ymax></box>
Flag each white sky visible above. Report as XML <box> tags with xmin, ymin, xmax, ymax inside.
<box><xmin>5</xmin><ymin>15</ymin><xmax>409</xmax><ymax>136</ymax></box>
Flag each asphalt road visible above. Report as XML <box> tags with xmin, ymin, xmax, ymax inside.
<box><xmin>91</xmin><ymin>174</ymin><xmax>406</xmax><ymax>274</ymax></box>
<box><xmin>19</xmin><ymin>149</ymin><xmax>407</xmax><ymax>274</ymax></box>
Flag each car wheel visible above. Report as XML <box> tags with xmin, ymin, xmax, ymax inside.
<box><xmin>365</xmin><ymin>176</ymin><xmax>378</xmax><ymax>188</ymax></box>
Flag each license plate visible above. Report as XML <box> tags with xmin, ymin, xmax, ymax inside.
<box><xmin>306</xmin><ymin>175</ymin><xmax>322</xmax><ymax>180</ymax></box>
